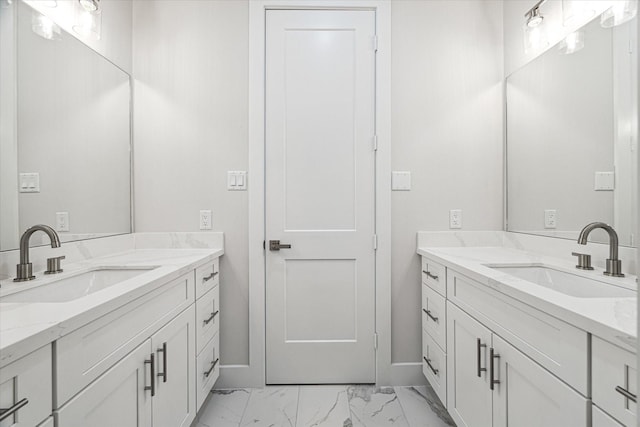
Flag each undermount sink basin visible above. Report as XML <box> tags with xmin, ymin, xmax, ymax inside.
<box><xmin>1</xmin><ymin>267</ymin><xmax>157</xmax><ymax>303</ymax></box>
<box><xmin>491</xmin><ymin>265</ymin><xmax>635</xmax><ymax>298</ymax></box>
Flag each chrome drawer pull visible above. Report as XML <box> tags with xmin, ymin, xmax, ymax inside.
<box><xmin>145</xmin><ymin>354</ymin><xmax>156</xmax><ymax>396</ymax></box>
<box><xmin>422</xmin><ymin>308</ymin><xmax>438</xmax><ymax>322</ymax></box>
<box><xmin>490</xmin><ymin>348</ymin><xmax>500</xmax><ymax>391</ymax></box>
<box><xmin>0</xmin><ymin>398</ymin><xmax>29</xmax><ymax>422</ymax></box>
<box><xmin>204</xmin><ymin>310</ymin><xmax>219</xmax><ymax>325</ymax></box>
<box><xmin>615</xmin><ymin>386</ymin><xmax>637</xmax><ymax>403</ymax></box>
<box><xmin>202</xmin><ymin>271</ymin><xmax>219</xmax><ymax>282</ymax></box>
<box><xmin>425</xmin><ymin>271</ymin><xmax>439</xmax><ymax>281</ymax></box>
<box><xmin>423</xmin><ymin>356</ymin><xmax>439</xmax><ymax>376</ymax></box>
<box><xmin>157</xmin><ymin>342</ymin><xmax>167</xmax><ymax>383</ymax></box>
<box><xmin>204</xmin><ymin>358</ymin><xmax>220</xmax><ymax>378</ymax></box>
<box><xmin>477</xmin><ymin>338</ymin><xmax>487</xmax><ymax>377</ymax></box>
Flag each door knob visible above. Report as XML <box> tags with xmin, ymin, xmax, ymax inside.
<box><xmin>269</xmin><ymin>240</ymin><xmax>292</xmax><ymax>251</ymax></box>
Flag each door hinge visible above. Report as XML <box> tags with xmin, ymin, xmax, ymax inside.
<box><xmin>374</xmin><ymin>333</ymin><xmax>379</xmax><ymax>350</ymax></box>
<box><xmin>372</xmin><ymin>135</ymin><xmax>378</xmax><ymax>151</ymax></box>
<box><xmin>373</xmin><ymin>35</ymin><xmax>378</xmax><ymax>52</ymax></box>
<box><xmin>263</xmin><ymin>240</ymin><xmax>265</xmax><ymax>250</ymax></box>
<box><xmin>373</xmin><ymin>234</ymin><xmax>378</xmax><ymax>250</ymax></box>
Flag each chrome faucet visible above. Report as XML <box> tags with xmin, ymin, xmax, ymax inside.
<box><xmin>14</xmin><ymin>224</ymin><xmax>61</xmax><ymax>282</ymax></box>
<box><xmin>577</xmin><ymin>222</ymin><xmax>624</xmax><ymax>277</ymax></box>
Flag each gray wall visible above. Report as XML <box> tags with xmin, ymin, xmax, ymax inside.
<box><xmin>132</xmin><ymin>0</ymin><xmax>505</xmax><ymax>366</ymax></box>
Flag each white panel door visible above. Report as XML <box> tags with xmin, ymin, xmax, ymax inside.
<box><xmin>446</xmin><ymin>302</ymin><xmax>493</xmax><ymax>427</ymax></box>
<box><xmin>151</xmin><ymin>306</ymin><xmax>196</xmax><ymax>427</ymax></box>
<box><xmin>265</xmin><ymin>9</ymin><xmax>376</xmax><ymax>384</ymax></box>
<box><xmin>491</xmin><ymin>334</ymin><xmax>588</xmax><ymax>427</ymax></box>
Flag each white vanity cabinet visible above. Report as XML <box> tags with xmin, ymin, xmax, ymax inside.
<box><xmin>421</xmin><ymin>257</ymin><xmax>448</xmax><ymax>406</ymax></box>
<box><xmin>446</xmin><ymin>302</ymin><xmax>588</xmax><ymax>427</ymax></box>
<box><xmin>50</xmin><ymin>254</ymin><xmax>222</xmax><ymax>427</ymax></box>
<box><xmin>194</xmin><ymin>259</ymin><xmax>221</xmax><ymax>411</ymax></box>
<box><xmin>421</xmin><ymin>255</ymin><xmax>590</xmax><ymax>426</ymax></box>
<box><xmin>592</xmin><ymin>337</ymin><xmax>637</xmax><ymax>426</ymax></box>
<box><xmin>0</xmin><ymin>345</ymin><xmax>52</xmax><ymax>427</ymax></box>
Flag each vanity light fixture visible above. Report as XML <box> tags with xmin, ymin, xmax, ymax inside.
<box><xmin>600</xmin><ymin>0</ymin><xmax>638</xmax><ymax>28</ymax></box>
<box><xmin>31</xmin><ymin>10</ymin><xmax>61</xmax><ymax>40</ymax></box>
<box><xmin>558</xmin><ymin>30</ymin><xmax>585</xmax><ymax>54</ymax></box>
<box><xmin>523</xmin><ymin>0</ymin><xmax>549</xmax><ymax>54</ymax></box>
<box><xmin>72</xmin><ymin>0</ymin><xmax>101</xmax><ymax>40</ymax></box>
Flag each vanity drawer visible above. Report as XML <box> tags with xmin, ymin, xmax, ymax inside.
<box><xmin>447</xmin><ymin>269</ymin><xmax>588</xmax><ymax>395</ymax></box>
<box><xmin>195</xmin><ymin>258</ymin><xmax>219</xmax><ymax>299</ymax></box>
<box><xmin>196</xmin><ymin>332</ymin><xmax>220</xmax><ymax>411</ymax></box>
<box><xmin>55</xmin><ymin>272</ymin><xmax>194</xmax><ymax>406</ymax></box>
<box><xmin>196</xmin><ymin>284</ymin><xmax>220</xmax><ymax>354</ymax></box>
<box><xmin>422</xmin><ymin>329</ymin><xmax>446</xmax><ymax>407</ymax></box>
<box><xmin>422</xmin><ymin>284</ymin><xmax>446</xmax><ymax>351</ymax></box>
<box><xmin>0</xmin><ymin>345</ymin><xmax>52</xmax><ymax>427</ymax></box>
<box><xmin>592</xmin><ymin>337</ymin><xmax>637</xmax><ymax>426</ymax></box>
<box><xmin>422</xmin><ymin>257</ymin><xmax>446</xmax><ymax>297</ymax></box>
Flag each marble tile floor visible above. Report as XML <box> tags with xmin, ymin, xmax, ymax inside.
<box><xmin>192</xmin><ymin>384</ymin><xmax>456</xmax><ymax>427</ymax></box>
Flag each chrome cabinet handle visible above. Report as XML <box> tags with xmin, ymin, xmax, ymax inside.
<box><xmin>204</xmin><ymin>358</ymin><xmax>220</xmax><ymax>378</ymax></box>
<box><xmin>269</xmin><ymin>240</ymin><xmax>292</xmax><ymax>251</ymax></box>
<box><xmin>615</xmin><ymin>386</ymin><xmax>637</xmax><ymax>403</ymax></box>
<box><xmin>477</xmin><ymin>338</ymin><xmax>487</xmax><ymax>377</ymax></box>
<box><xmin>423</xmin><ymin>270</ymin><xmax>439</xmax><ymax>281</ymax></box>
<box><xmin>145</xmin><ymin>354</ymin><xmax>156</xmax><ymax>396</ymax></box>
<box><xmin>204</xmin><ymin>310</ymin><xmax>219</xmax><ymax>325</ymax></box>
<box><xmin>0</xmin><ymin>398</ymin><xmax>29</xmax><ymax>422</ymax></box>
<box><xmin>423</xmin><ymin>356</ymin><xmax>439</xmax><ymax>376</ymax></box>
<box><xmin>203</xmin><ymin>271</ymin><xmax>218</xmax><ymax>282</ymax></box>
<box><xmin>157</xmin><ymin>342</ymin><xmax>167</xmax><ymax>383</ymax></box>
<box><xmin>422</xmin><ymin>308</ymin><xmax>438</xmax><ymax>322</ymax></box>
<box><xmin>490</xmin><ymin>348</ymin><xmax>500</xmax><ymax>390</ymax></box>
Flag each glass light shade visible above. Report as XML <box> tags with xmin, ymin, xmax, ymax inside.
<box><xmin>523</xmin><ymin>20</ymin><xmax>549</xmax><ymax>54</ymax></box>
<box><xmin>40</xmin><ymin>0</ymin><xmax>58</xmax><ymax>7</ymax></box>
<box><xmin>72</xmin><ymin>1</ymin><xmax>101</xmax><ymax>40</ymax></box>
<box><xmin>601</xmin><ymin>0</ymin><xmax>638</xmax><ymax>28</ymax></box>
<box><xmin>31</xmin><ymin>10</ymin><xmax>60</xmax><ymax>40</ymax></box>
<box><xmin>562</xmin><ymin>0</ymin><xmax>596</xmax><ymax>27</ymax></box>
<box><xmin>558</xmin><ymin>30</ymin><xmax>585</xmax><ymax>54</ymax></box>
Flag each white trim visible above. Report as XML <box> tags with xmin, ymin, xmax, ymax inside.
<box><xmin>234</xmin><ymin>0</ymin><xmax>392</xmax><ymax>388</ymax></box>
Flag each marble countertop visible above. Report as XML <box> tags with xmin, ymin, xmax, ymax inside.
<box><xmin>0</xmin><ymin>248</ymin><xmax>223</xmax><ymax>368</ymax></box>
<box><xmin>417</xmin><ymin>246</ymin><xmax>637</xmax><ymax>352</ymax></box>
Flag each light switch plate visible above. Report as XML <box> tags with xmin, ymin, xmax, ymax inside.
<box><xmin>19</xmin><ymin>172</ymin><xmax>40</xmax><ymax>193</ymax></box>
<box><xmin>56</xmin><ymin>212</ymin><xmax>69</xmax><ymax>232</ymax></box>
<box><xmin>594</xmin><ymin>171</ymin><xmax>615</xmax><ymax>191</ymax></box>
<box><xmin>391</xmin><ymin>171</ymin><xmax>411</xmax><ymax>191</ymax></box>
<box><xmin>228</xmin><ymin>171</ymin><xmax>247</xmax><ymax>191</ymax></box>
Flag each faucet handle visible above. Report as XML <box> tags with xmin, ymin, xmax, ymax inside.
<box><xmin>571</xmin><ymin>252</ymin><xmax>594</xmax><ymax>270</ymax></box>
<box><xmin>45</xmin><ymin>255</ymin><xmax>65</xmax><ymax>275</ymax></box>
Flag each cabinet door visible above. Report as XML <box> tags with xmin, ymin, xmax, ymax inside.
<box><xmin>447</xmin><ymin>302</ymin><xmax>492</xmax><ymax>427</ymax></box>
<box><xmin>151</xmin><ymin>305</ymin><xmax>196</xmax><ymax>427</ymax></box>
<box><xmin>491</xmin><ymin>335</ymin><xmax>588</xmax><ymax>427</ymax></box>
<box><xmin>56</xmin><ymin>340</ymin><xmax>153</xmax><ymax>427</ymax></box>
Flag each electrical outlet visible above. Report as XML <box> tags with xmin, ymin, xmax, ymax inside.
<box><xmin>544</xmin><ymin>209</ymin><xmax>557</xmax><ymax>229</ymax></box>
<box><xmin>199</xmin><ymin>210</ymin><xmax>212</xmax><ymax>230</ymax></box>
<box><xmin>56</xmin><ymin>212</ymin><xmax>69</xmax><ymax>232</ymax></box>
<box><xmin>449</xmin><ymin>209</ymin><xmax>462</xmax><ymax>229</ymax></box>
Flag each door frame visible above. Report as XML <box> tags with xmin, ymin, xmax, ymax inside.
<box><xmin>220</xmin><ymin>0</ymin><xmax>391</xmax><ymax>388</ymax></box>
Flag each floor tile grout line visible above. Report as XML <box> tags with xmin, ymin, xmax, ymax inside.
<box><xmin>236</xmin><ymin>388</ymin><xmax>253</xmax><ymax>427</ymax></box>
<box><xmin>294</xmin><ymin>386</ymin><xmax>301</xmax><ymax>427</ymax></box>
<box><xmin>393</xmin><ymin>386</ymin><xmax>412</xmax><ymax>426</ymax></box>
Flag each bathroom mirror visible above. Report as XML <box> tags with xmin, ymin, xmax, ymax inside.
<box><xmin>0</xmin><ymin>0</ymin><xmax>132</xmax><ymax>251</ymax></box>
<box><xmin>506</xmin><ymin>12</ymin><xmax>637</xmax><ymax>247</ymax></box>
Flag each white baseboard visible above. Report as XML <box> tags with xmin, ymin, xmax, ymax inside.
<box><xmin>215</xmin><ymin>365</ymin><xmax>263</xmax><ymax>389</ymax></box>
<box><xmin>386</xmin><ymin>362</ymin><xmax>428</xmax><ymax>387</ymax></box>
<box><xmin>216</xmin><ymin>362</ymin><xmax>427</xmax><ymax>389</ymax></box>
